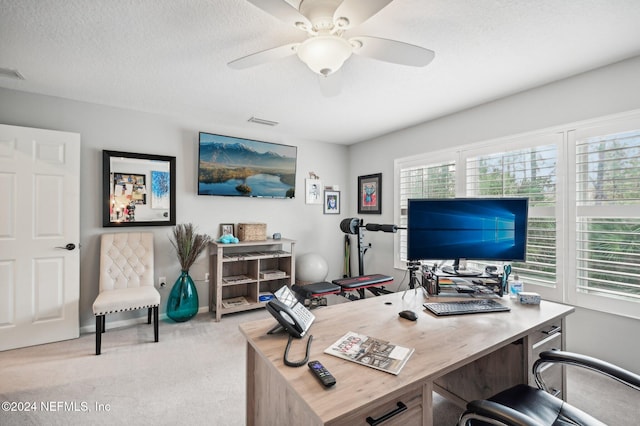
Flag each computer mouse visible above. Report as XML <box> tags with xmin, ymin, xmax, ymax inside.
<box><xmin>398</xmin><ymin>310</ymin><xmax>417</xmax><ymax>321</ymax></box>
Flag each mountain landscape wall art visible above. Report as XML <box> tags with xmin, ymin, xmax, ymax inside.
<box><xmin>198</xmin><ymin>132</ymin><xmax>297</xmax><ymax>198</ymax></box>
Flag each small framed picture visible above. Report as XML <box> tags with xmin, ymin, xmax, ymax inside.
<box><xmin>305</xmin><ymin>179</ymin><xmax>323</xmax><ymax>204</ymax></box>
<box><xmin>220</xmin><ymin>223</ymin><xmax>234</xmax><ymax>237</ymax></box>
<box><xmin>358</xmin><ymin>173</ymin><xmax>382</xmax><ymax>214</ymax></box>
<box><xmin>323</xmin><ymin>190</ymin><xmax>340</xmax><ymax>214</ymax></box>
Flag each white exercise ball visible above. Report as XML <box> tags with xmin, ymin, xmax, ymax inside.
<box><xmin>296</xmin><ymin>253</ymin><xmax>329</xmax><ymax>284</ymax></box>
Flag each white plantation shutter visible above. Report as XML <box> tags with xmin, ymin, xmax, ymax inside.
<box><xmin>574</xmin><ymin>129</ymin><xmax>640</xmax><ymax>302</ymax></box>
<box><xmin>465</xmin><ymin>144</ymin><xmax>558</xmax><ymax>287</ymax></box>
<box><xmin>397</xmin><ymin>161</ymin><xmax>456</xmax><ymax>262</ymax></box>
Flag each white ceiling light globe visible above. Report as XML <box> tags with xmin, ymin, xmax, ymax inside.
<box><xmin>297</xmin><ymin>35</ymin><xmax>353</xmax><ymax>76</ymax></box>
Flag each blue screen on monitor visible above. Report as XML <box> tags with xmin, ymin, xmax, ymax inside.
<box><xmin>407</xmin><ymin>198</ymin><xmax>528</xmax><ymax>262</ymax></box>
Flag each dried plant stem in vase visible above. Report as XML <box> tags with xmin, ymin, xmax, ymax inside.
<box><xmin>166</xmin><ymin>223</ymin><xmax>211</xmax><ymax>322</ymax></box>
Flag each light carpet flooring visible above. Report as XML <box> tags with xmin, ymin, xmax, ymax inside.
<box><xmin>0</xmin><ymin>308</ymin><xmax>636</xmax><ymax>425</ymax></box>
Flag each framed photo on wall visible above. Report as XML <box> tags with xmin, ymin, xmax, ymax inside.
<box><xmin>323</xmin><ymin>190</ymin><xmax>340</xmax><ymax>214</ymax></box>
<box><xmin>358</xmin><ymin>173</ymin><xmax>381</xmax><ymax>214</ymax></box>
<box><xmin>305</xmin><ymin>179</ymin><xmax>323</xmax><ymax>204</ymax></box>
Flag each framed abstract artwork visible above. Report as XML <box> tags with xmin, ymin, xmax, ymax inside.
<box><xmin>358</xmin><ymin>173</ymin><xmax>381</xmax><ymax>214</ymax></box>
<box><xmin>151</xmin><ymin>170</ymin><xmax>170</xmax><ymax>209</ymax></box>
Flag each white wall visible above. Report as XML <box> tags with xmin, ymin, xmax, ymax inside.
<box><xmin>347</xmin><ymin>55</ymin><xmax>640</xmax><ymax>371</ymax></box>
<box><xmin>0</xmin><ymin>87</ymin><xmax>350</xmax><ymax>329</ymax></box>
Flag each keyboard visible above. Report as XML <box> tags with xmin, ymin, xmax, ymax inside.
<box><xmin>424</xmin><ymin>299</ymin><xmax>510</xmax><ymax>316</ymax></box>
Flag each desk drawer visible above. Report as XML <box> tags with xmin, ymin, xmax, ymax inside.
<box><xmin>530</xmin><ymin>322</ymin><xmax>562</xmax><ymax>346</ymax></box>
<box><xmin>333</xmin><ymin>384</ymin><xmax>423</xmax><ymax>426</ymax></box>
<box><xmin>532</xmin><ymin>331</ymin><xmax>562</xmax><ymax>358</ymax></box>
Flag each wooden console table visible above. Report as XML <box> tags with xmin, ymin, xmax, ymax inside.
<box><xmin>209</xmin><ymin>238</ymin><xmax>295</xmax><ymax>321</ymax></box>
<box><xmin>239</xmin><ymin>290</ymin><xmax>574</xmax><ymax>425</ymax></box>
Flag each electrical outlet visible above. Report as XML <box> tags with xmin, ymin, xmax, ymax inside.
<box><xmin>204</xmin><ymin>272</ymin><xmax>210</xmax><ymax>282</ymax></box>
<box><xmin>159</xmin><ymin>276</ymin><xmax>167</xmax><ymax>288</ymax></box>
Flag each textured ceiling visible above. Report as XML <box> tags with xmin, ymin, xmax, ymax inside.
<box><xmin>1</xmin><ymin>0</ymin><xmax>640</xmax><ymax>145</ymax></box>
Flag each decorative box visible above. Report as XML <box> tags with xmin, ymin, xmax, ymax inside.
<box><xmin>519</xmin><ymin>292</ymin><xmax>541</xmax><ymax>305</ymax></box>
<box><xmin>237</xmin><ymin>223</ymin><xmax>267</xmax><ymax>241</ymax></box>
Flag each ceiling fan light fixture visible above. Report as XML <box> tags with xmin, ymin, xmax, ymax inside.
<box><xmin>295</xmin><ymin>21</ymin><xmax>309</xmax><ymax>31</ymax></box>
<box><xmin>334</xmin><ymin>17</ymin><xmax>349</xmax><ymax>29</ymax></box>
<box><xmin>296</xmin><ymin>35</ymin><xmax>352</xmax><ymax>76</ymax></box>
<box><xmin>350</xmin><ymin>39</ymin><xmax>363</xmax><ymax>50</ymax></box>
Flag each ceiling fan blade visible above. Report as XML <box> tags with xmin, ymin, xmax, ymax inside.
<box><xmin>350</xmin><ymin>36</ymin><xmax>435</xmax><ymax>67</ymax></box>
<box><xmin>334</xmin><ymin>0</ymin><xmax>394</xmax><ymax>29</ymax></box>
<box><xmin>246</xmin><ymin>0</ymin><xmax>312</xmax><ymax>31</ymax></box>
<box><xmin>318</xmin><ymin>70</ymin><xmax>343</xmax><ymax>97</ymax></box>
<box><xmin>228</xmin><ymin>43</ymin><xmax>299</xmax><ymax>69</ymax></box>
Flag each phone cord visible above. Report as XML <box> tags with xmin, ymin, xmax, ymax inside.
<box><xmin>283</xmin><ymin>334</ymin><xmax>313</xmax><ymax>367</ymax></box>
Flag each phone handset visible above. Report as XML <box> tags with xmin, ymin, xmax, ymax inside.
<box><xmin>266</xmin><ymin>299</ymin><xmax>305</xmax><ymax>338</ymax></box>
<box><xmin>266</xmin><ymin>299</ymin><xmax>314</xmax><ymax>367</ymax></box>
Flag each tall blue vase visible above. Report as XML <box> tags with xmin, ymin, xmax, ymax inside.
<box><xmin>167</xmin><ymin>270</ymin><xmax>198</xmax><ymax>322</ymax></box>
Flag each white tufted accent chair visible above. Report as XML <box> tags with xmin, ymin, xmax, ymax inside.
<box><xmin>92</xmin><ymin>232</ymin><xmax>160</xmax><ymax>355</ymax></box>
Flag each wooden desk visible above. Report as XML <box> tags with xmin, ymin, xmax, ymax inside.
<box><xmin>239</xmin><ymin>291</ymin><xmax>574</xmax><ymax>426</ymax></box>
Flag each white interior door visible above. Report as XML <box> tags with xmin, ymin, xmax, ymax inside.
<box><xmin>0</xmin><ymin>124</ymin><xmax>80</xmax><ymax>351</ymax></box>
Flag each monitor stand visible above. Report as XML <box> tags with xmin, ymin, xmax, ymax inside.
<box><xmin>442</xmin><ymin>259</ymin><xmax>481</xmax><ymax>276</ymax></box>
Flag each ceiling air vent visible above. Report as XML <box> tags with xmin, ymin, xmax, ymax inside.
<box><xmin>0</xmin><ymin>67</ymin><xmax>25</xmax><ymax>80</ymax></box>
<box><xmin>248</xmin><ymin>116</ymin><xmax>279</xmax><ymax>127</ymax></box>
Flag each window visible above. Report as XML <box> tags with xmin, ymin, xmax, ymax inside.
<box><xmin>394</xmin><ymin>111</ymin><xmax>640</xmax><ymax>318</ymax></box>
<box><xmin>464</xmin><ymin>143</ymin><xmax>559</xmax><ymax>290</ymax></box>
<box><xmin>569</xmin><ymin>122</ymin><xmax>640</xmax><ymax>317</ymax></box>
<box><xmin>396</xmin><ymin>158</ymin><xmax>455</xmax><ymax>263</ymax></box>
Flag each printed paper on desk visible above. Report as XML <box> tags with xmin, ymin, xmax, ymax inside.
<box><xmin>324</xmin><ymin>331</ymin><xmax>414</xmax><ymax>375</ymax></box>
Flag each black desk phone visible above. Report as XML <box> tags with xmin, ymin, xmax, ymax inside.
<box><xmin>266</xmin><ymin>286</ymin><xmax>315</xmax><ymax>338</ymax></box>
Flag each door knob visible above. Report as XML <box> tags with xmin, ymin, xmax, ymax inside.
<box><xmin>55</xmin><ymin>243</ymin><xmax>76</xmax><ymax>251</ymax></box>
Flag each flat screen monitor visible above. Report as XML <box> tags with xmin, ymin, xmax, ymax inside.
<box><xmin>407</xmin><ymin>198</ymin><xmax>528</xmax><ymax>272</ymax></box>
<box><xmin>198</xmin><ymin>132</ymin><xmax>297</xmax><ymax>198</ymax></box>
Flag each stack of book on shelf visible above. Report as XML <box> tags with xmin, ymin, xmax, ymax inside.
<box><xmin>222</xmin><ymin>275</ymin><xmax>253</xmax><ymax>284</ymax></box>
<box><xmin>324</xmin><ymin>331</ymin><xmax>414</xmax><ymax>375</ymax></box>
<box><xmin>260</xmin><ymin>269</ymin><xmax>286</xmax><ymax>279</ymax></box>
<box><xmin>221</xmin><ymin>296</ymin><xmax>250</xmax><ymax>308</ymax></box>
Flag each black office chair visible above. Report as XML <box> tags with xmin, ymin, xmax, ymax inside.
<box><xmin>458</xmin><ymin>350</ymin><xmax>640</xmax><ymax>426</ymax></box>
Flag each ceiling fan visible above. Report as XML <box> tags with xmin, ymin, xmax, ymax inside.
<box><xmin>228</xmin><ymin>0</ymin><xmax>435</xmax><ymax>96</ymax></box>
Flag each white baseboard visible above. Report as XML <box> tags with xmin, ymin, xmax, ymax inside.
<box><xmin>79</xmin><ymin>306</ymin><xmax>210</xmax><ymax>334</ymax></box>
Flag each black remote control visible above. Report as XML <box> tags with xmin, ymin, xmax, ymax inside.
<box><xmin>308</xmin><ymin>360</ymin><xmax>336</xmax><ymax>387</ymax></box>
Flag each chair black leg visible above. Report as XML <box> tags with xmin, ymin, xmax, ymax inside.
<box><xmin>147</xmin><ymin>307</ymin><xmax>152</xmax><ymax>324</ymax></box>
<box><xmin>153</xmin><ymin>306</ymin><xmax>159</xmax><ymax>343</ymax></box>
<box><xmin>101</xmin><ymin>315</ymin><xmax>106</xmax><ymax>333</ymax></box>
<box><xmin>95</xmin><ymin>315</ymin><xmax>103</xmax><ymax>355</ymax></box>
